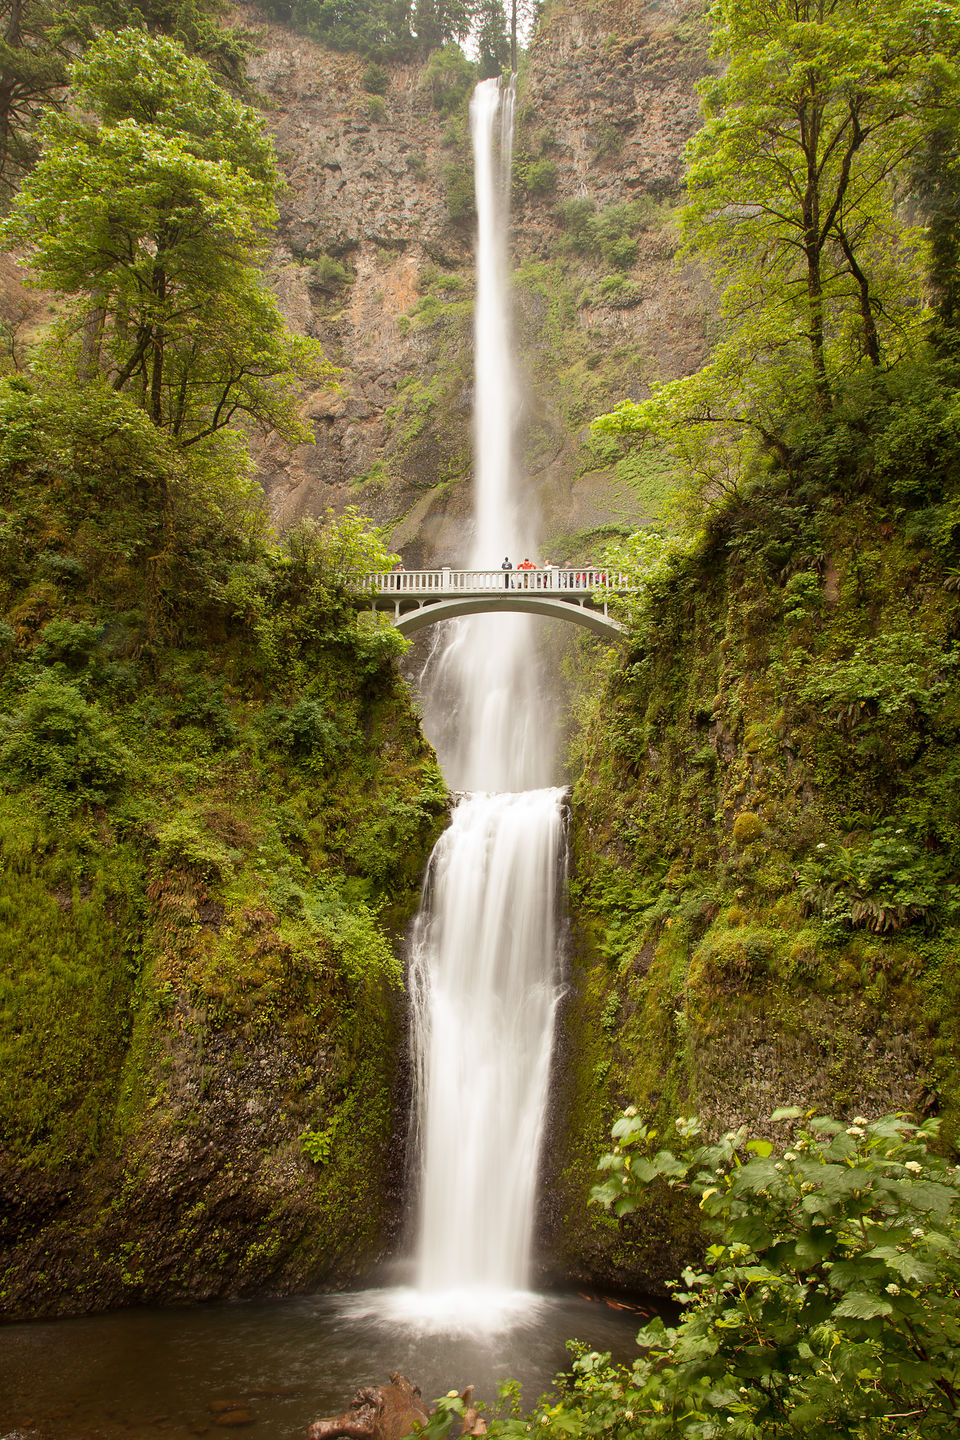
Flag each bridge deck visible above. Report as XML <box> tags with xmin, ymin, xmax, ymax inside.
<box><xmin>364</xmin><ymin>567</ymin><xmax>630</xmax><ymax>597</ymax></box>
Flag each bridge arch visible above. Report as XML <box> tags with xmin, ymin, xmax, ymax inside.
<box><xmin>386</xmin><ymin>595</ymin><xmax>624</xmax><ymax>640</ymax></box>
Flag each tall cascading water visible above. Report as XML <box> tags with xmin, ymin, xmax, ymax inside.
<box><xmin>404</xmin><ymin>78</ymin><xmax>565</xmax><ymax>1319</ymax></box>
<box><xmin>419</xmin><ymin>76</ymin><xmax>554</xmax><ymax>795</ymax></box>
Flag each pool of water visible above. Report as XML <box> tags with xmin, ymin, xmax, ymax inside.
<box><xmin>0</xmin><ymin>1285</ymin><xmax>652</xmax><ymax>1440</ymax></box>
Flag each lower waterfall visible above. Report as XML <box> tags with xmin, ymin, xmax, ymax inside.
<box><xmin>410</xmin><ymin>788</ymin><xmax>565</xmax><ymax>1297</ymax></box>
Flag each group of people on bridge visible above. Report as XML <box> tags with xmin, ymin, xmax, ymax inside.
<box><xmin>500</xmin><ymin>557</ymin><xmax>605</xmax><ymax>590</ymax></box>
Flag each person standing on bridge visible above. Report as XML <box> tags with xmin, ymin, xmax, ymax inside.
<box><xmin>517</xmin><ymin>557</ymin><xmax>536</xmax><ymax>589</ymax></box>
<box><xmin>501</xmin><ymin>556</ymin><xmax>513</xmax><ymax>589</ymax></box>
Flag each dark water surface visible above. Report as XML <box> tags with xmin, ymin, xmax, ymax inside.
<box><xmin>1</xmin><ymin>1288</ymin><xmax>649</xmax><ymax>1440</ymax></box>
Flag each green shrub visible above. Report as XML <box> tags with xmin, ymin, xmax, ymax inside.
<box><xmin>444</xmin><ymin>161</ymin><xmax>475</xmax><ymax>223</ymax></box>
<box><xmin>309</xmin><ymin>254</ymin><xmax>352</xmax><ymax>289</ymax></box>
<box><xmin>34</xmin><ymin>618</ymin><xmax>101</xmax><ymax>670</ymax></box>
<box><xmin>422</xmin><ymin>44</ymin><xmax>476</xmax><ymax>116</ymax></box>
<box><xmin>367</xmin><ymin>95</ymin><xmax>386</xmax><ymax>122</ymax></box>
<box><xmin>0</xmin><ymin>677</ymin><xmax>129</xmax><ymax>803</ymax></box>
<box><xmin>273</xmin><ymin>699</ymin><xmax>345</xmax><ymax>769</ymax></box>
<box><xmin>521</xmin><ymin>158</ymin><xmax>558</xmax><ymax>196</ymax></box>
<box><xmin>361</xmin><ymin>62</ymin><xmax>389</xmax><ymax>94</ymax></box>
<box><xmin>603</xmin><ymin>234</ymin><xmax>638</xmax><ymax>270</ymax></box>
<box><xmin>598</xmin><ymin>273</ymin><xmax>642</xmax><ymax>308</ymax></box>
<box><xmin>171</xmin><ymin>672</ymin><xmax>238</xmax><ymax>747</ymax></box>
<box><xmin>577</xmin><ymin>1108</ymin><xmax>960</xmax><ymax>1440</ymax></box>
<box><xmin>557</xmin><ymin>197</ymin><xmax>598</xmax><ymax>251</ymax></box>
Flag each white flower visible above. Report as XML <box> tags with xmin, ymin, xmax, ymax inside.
<box><xmin>624</xmin><ymin>1105</ymin><xmax>638</xmax><ymax>1118</ymax></box>
<box><xmin>905</xmin><ymin>1160</ymin><xmax>923</xmax><ymax>1174</ymax></box>
<box><xmin>816</xmin><ymin>842</ymin><xmax>827</xmax><ymax>850</ymax></box>
<box><xmin>886</xmin><ymin>1283</ymin><xmax>900</xmax><ymax>1295</ymax></box>
<box><xmin>846</xmin><ymin>1126</ymin><xmax>864</xmax><ymax>1137</ymax></box>
<box><xmin>784</xmin><ymin>1151</ymin><xmax>798</xmax><ymax>1162</ymax></box>
<box><xmin>853</xmin><ymin>1116</ymin><xmax>869</xmax><ymax>1126</ymax></box>
<box><xmin>775</xmin><ymin>1162</ymin><xmax>784</xmax><ymax>1172</ymax></box>
<box><xmin>624</xmin><ymin>1413</ymin><xmax>634</xmax><ymax>1422</ymax></box>
<box><xmin>912</xmin><ymin>1227</ymin><xmax>925</xmax><ymax>1238</ymax></box>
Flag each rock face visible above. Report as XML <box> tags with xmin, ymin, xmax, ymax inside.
<box><xmin>245</xmin><ymin>0</ymin><xmax>712</xmax><ymax>561</ymax></box>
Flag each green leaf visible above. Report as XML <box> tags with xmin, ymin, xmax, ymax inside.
<box><xmin>833</xmin><ymin>1292</ymin><xmax>894</xmax><ymax>1320</ymax></box>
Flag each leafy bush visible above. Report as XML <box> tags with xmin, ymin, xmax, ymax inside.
<box><xmin>576</xmin><ymin>1109</ymin><xmax>960</xmax><ymax>1439</ymax></box>
<box><xmin>798</xmin><ymin>824</ymin><xmax>955</xmax><ymax>935</ymax></box>
<box><xmin>34</xmin><ymin>618</ymin><xmax>101</xmax><ymax>670</ymax></box>
<box><xmin>519</xmin><ymin>159</ymin><xmax>558</xmax><ymax>196</ymax></box>
<box><xmin>170</xmin><ymin>671</ymin><xmax>238</xmax><ymax>747</ymax></box>
<box><xmin>367</xmin><ymin>95</ymin><xmax>386</xmax><ymax>122</ymax></box>
<box><xmin>308</xmin><ymin>254</ymin><xmax>352</xmax><ymax>289</ymax></box>
<box><xmin>603</xmin><ymin>234</ymin><xmax>638</xmax><ymax>270</ymax></box>
<box><xmin>0</xmin><ymin>677</ymin><xmax>130</xmax><ymax>804</ymax></box>
<box><xmin>273</xmin><ymin>699</ymin><xmax>345</xmax><ymax>770</ymax></box>
<box><xmin>444</xmin><ymin>161</ymin><xmax>475</xmax><ymax>223</ymax></box>
<box><xmin>300</xmin><ymin>1123</ymin><xmax>335</xmax><ymax>1165</ymax></box>
<box><xmin>599</xmin><ymin>274</ymin><xmax>642</xmax><ymax>308</ymax></box>
<box><xmin>361</xmin><ymin>62</ymin><xmax>389</xmax><ymax>94</ymax></box>
<box><xmin>422</xmin><ymin>43</ymin><xmax>477</xmax><ymax>115</ymax></box>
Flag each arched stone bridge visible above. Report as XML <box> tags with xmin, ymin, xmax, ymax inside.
<box><xmin>361</xmin><ymin>568</ymin><xmax>632</xmax><ymax>639</ymax></box>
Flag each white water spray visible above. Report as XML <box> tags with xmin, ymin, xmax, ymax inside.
<box><xmin>399</xmin><ymin>79</ymin><xmax>565</xmax><ymax>1324</ymax></box>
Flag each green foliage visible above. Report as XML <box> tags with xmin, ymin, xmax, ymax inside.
<box><xmin>594</xmin><ymin>0</ymin><xmax>960</xmax><ymax>501</ymax></box>
<box><xmin>300</xmin><ymin>1121</ymin><xmax>335</xmax><ymax>1165</ymax></box>
<box><xmin>0</xmin><ymin>675</ymin><xmax>130</xmax><ymax>804</ymax></box>
<box><xmin>597</xmin><ymin>273</ymin><xmax>640</xmax><ymax>309</ymax></box>
<box><xmin>557</xmin><ymin>197</ymin><xmax>656</xmax><ymax>265</ymax></box>
<box><xmin>577</xmin><ymin>1109</ymin><xmax>960</xmax><ymax>1438</ymax></box>
<box><xmin>309</xmin><ymin>253</ymin><xmax>353</xmax><ymax>289</ymax></box>
<box><xmin>272</xmin><ymin>698</ymin><xmax>345</xmax><ymax>771</ymax></box>
<box><xmin>422</xmin><ymin>43</ymin><xmax>476</xmax><ymax>115</ymax></box>
<box><xmin>0</xmin><ymin>0</ymin><xmax>250</xmax><ymax>201</ymax></box>
<box><xmin>798</xmin><ymin>824</ymin><xmax>958</xmax><ymax>937</ymax></box>
<box><xmin>361</xmin><ymin>61</ymin><xmax>389</xmax><ymax>93</ymax></box>
<box><xmin>156</xmin><ymin>812</ymin><xmax>233</xmax><ymax>882</ymax></box>
<box><xmin>443</xmin><ymin>159</ymin><xmax>475</xmax><ymax>223</ymax></box>
<box><xmin>2</xmin><ymin>30</ymin><xmax>331</xmax><ymax>447</ymax></box>
<box><xmin>518</xmin><ymin>157</ymin><xmax>557</xmax><ymax>196</ymax></box>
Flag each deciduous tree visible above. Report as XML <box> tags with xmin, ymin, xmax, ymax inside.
<box><xmin>2</xmin><ymin>29</ymin><xmax>331</xmax><ymax>447</ymax></box>
<box><xmin>596</xmin><ymin>0</ymin><xmax>960</xmax><ymax>499</ymax></box>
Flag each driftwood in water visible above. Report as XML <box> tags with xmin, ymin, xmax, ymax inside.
<box><xmin>307</xmin><ymin>1375</ymin><xmax>486</xmax><ymax>1440</ymax></box>
<box><xmin>307</xmin><ymin>1373</ymin><xmax>429</xmax><ymax>1440</ymax></box>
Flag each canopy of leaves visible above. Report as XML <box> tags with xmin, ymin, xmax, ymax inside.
<box><xmin>595</xmin><ymin>0</ymin><xmax>960</xmax><ymax>505</ymax></box>
<box><xmin>2</xmin><ymin>29</ymin><xmax>332</xmax><ymax>447</ymax></box>
<box><xmin>0</xmin><ymin>0</ymin><xmax>251</xmax><ymax>202</ymax></box>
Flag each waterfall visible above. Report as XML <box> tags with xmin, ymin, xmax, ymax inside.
<box><xmin>402</xmin><ymin>77</ymin><xmax>565</xmax><ymax>1322</ymax></box>
<box><xmin>409</xmin><ymin>790</ymin><xmax>564</xmax><ymax>1297</ymax></box>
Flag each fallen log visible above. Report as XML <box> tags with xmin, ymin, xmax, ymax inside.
<box><xmin>307</xmin><ymin>1373</ymin><xmax>429</xmax><ymax>1440</ymax></box>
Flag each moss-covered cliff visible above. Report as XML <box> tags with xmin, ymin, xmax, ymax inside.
<box><xmin>543</xmin><ymin>363</ymin><xmax>960</xmax><ymax>1293</ymax></box>
<box><xmin>0</xmin><ymin>379</ymin><xmax>446</xmax><ymax>1319</ymax></box>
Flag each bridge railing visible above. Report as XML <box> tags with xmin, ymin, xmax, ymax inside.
<box><xmin>364</xmin><ymin>568</ymin><xmax>633</xmax><ymax>594</ymax></box>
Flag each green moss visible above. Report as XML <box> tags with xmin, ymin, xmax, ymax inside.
<box><xmin>555</xmin><ymin>395</ymin><xmax>960</xmax><ymax>1286</ymax></box>
<box><xmin>0</xmin><ymin>382</ymin><xmax>447</xmax><ymax>1316</ymax></box>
